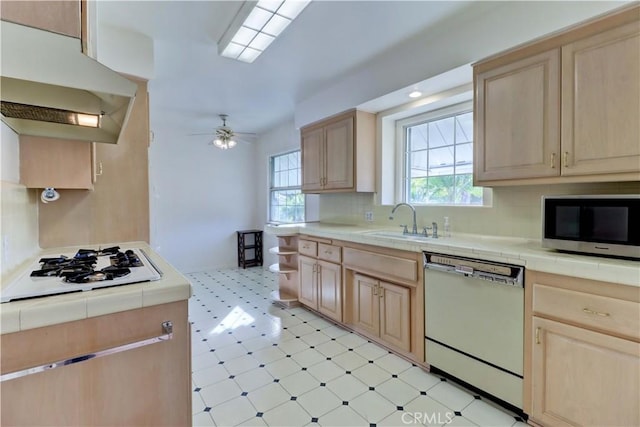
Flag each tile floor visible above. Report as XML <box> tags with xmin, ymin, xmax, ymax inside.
<box><xmin>188</xmin><ymin>268</ymin><xmax>527</xmax><ymax>427</ymax></box>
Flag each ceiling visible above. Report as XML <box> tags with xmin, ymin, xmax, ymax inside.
<box><xmin>96</xmin><ymin>1</ymin><xmax>477</xmax><ymax>137</ymax></box>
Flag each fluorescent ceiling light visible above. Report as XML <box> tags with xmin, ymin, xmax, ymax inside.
<box><xmin>219</xmin><ymin>0</ymin><xmax>311</xmax><ymax>63</ymax></box>
<box><xmin>409</xmin><ymin>91</ymin><xmax>422</xmax><ymax>98</ymax></box>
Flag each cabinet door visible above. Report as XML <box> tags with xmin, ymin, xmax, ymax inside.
<box><xmin>0</xmin><ymin>0</ymin><xmax>80</xmax><ymax>37</ymax></box>
<box><xmin>19</xmin><ymin>136</ymin><xmax>93</xmax><ymax>189</ymax></box>
<box><xmin>475</xmin><ymin>49</ymin><xmax>560</xmax><ymax>182</ymax></box>
<box><xmin>317</xmin><ymin>261</ymin><xmax>342</xmax><ymax>322</ymax></box>
<box><xmin>324</xmin><ymin>116</ymin><xmax>354</xmax><ymax>190</ymax></box>
<box><xmin>561</xmin><ymin>21</ymin><xmax>640</xmax><ymax>176</ymax></box>
<box><xmin>531</xmin><ymin>317</ymin><xmax>640</xmax><ymax>427</ymax></box>
<box><xmin>379</xmin><ymin>281</ymin><xmax>411</xmax><ymax>352</ymax></box>
<box><xmin>352</xmin><ymin>274</ymin><xmax>379</xmax><ymax>337</ymax></box>
<box><xmin>301</xmin><ymin>127</ymin><xmax>324</xmax><ymax>192</ymax></box>
<box><xmin>298</xmin><ymin>255</ymin><xmax>317</xmax><ymax>309</ymax></box>
<box><xmin>0</xmin><ymin>301</ymin><xmax>191</xmax><ymax>426</ymax></box>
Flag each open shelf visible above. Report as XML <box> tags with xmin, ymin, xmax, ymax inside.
<box><xmin>269</xmin><ymin>247</ymin><xmax>297</xmax><ymax>256</ymax></box>
<box><xmin>270</xmin><ymin>290</ymin><xmax>299</xmax><ymax>308</ymax></box>
<box><xmin>268</xmin><ymin>263</ymin><xmax>296</xmax><ymax>274</ymax></box>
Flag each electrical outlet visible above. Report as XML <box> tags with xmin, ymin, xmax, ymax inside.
<box><xmin>364</xmin><ymin>211</ymin><xmax>374</xmax><ymax>222</ymax></box>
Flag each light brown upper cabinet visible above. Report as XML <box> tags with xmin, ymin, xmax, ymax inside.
<box><xmin>0</xmin><ymin>0</ymin><xmax>80</xmax><ymax>38</ymax></box>
<box><xmin>300</xmin><ymin>109</ymin><xmax>375</xmax><ymax>193</ymax></box>
<box><xmin>474</xmin><ymin>5</ymin><xmax>640</xmax><ymax>186</ymax></box>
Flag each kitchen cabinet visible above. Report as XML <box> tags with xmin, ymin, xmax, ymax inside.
<box><xmin>268</xmin><ymin>235</ymin><xmax>299</xmax><ymax>307</ymax></box>
<box><xmin>352</xmin><ymin>274</ymin><xmax>411</xmax><ymax>352</ymax></box>
<box><xmin>524</xmin><ymin>271</ymin><xmax>640</xmax><ymax>427</ymax></box>
<box><xmin>20</xmin><ymin>136</ymin><xmax>94</xmax><ymax>189</ymax></box>
<box><xmin>473</xmin><ymin>5</ymin><xmax>640</xmax><ymax>185</ymax></box>
<box><xmin>342</xmin><ymin>244</ymin><xmax>423</xmax><ymax>361</ymax></box>
<box><xmin>37</xmin><ymin>77</ymin><xmax>150</xmax><ymax>248</ymax></box>
<box><xmin>297</xmin><ymin>238</ymin><xmax>342</xmax><ymax>322</ymax></box>
<box><xmin>0</xmin><ymin>0</ymin><xmax>80</xmax><ymax>38</ymax></box>
<box><xmin>301</xmin><ymin>109</ymin><xmax>375</xmax><ymax>193</ymax></box>
<box><xmin>474</xmin><ymin>49</ymin><xmax>560</xmax><ymax>182</ymax></box>
<box><xmin>0</xmin><ymin>300</ymin><xmax>191</xmax><ymax>426</ymax></box>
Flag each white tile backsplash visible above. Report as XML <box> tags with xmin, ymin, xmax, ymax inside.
<box><xmin>318</xmin><ymin>182</ymin><xmax>640</xmax><ymax>239</ymax></box>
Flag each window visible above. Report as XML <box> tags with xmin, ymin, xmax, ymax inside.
<box><xmin>270</xmin><ymin>150</ymin><xmax>304</xmax><ymax>223</ymax></box>
<box><xmin>400</xmin><ymin>104</ymin><xmax>484</xmax><ymax>205</ymax></box>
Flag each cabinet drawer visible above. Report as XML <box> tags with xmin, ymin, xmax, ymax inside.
<box><xmin>298</xmin><ymin>240</ymin><xmax>317</xmax><ymax>257</ymax></box>
<box><xmin>318</xmin><ymin>243</ymin><xmax>341</xmax><ymax>263</ymax></box>
<box><xmin>343</xmin><ymin>247</ymin><xmax>417</xmax><ymax>284</ymax></box>
<box><xmin>533</xmin><ymin>284</ymin><xmax>640</xmax><ymax>340</ymax></box>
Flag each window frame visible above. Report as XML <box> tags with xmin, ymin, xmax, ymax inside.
<box><xmin>268</xmin><ymin>149</ymin><xmax>305</xmax><ymax>224</ymax></box>
<box><xmin>395</xmin><ymin>101</ymin><xmax>489</xmax><ymax>206</ymax></box>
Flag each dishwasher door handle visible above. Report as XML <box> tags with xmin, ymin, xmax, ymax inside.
<box><xmin>0</xmin><ymin>321</ymin><xmax>173</xmax><ymax>382</ymax></box>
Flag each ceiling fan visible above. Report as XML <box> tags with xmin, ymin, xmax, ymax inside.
<box><xmin>189</xmin><ymin>114</ymin><xmax>256</xmax><ymax>150</ymax></box>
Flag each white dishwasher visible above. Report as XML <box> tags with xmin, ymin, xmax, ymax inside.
<box><xmin>424</xmin><ymin>252</ymin><xmax>524</xmax><ymax>410</ymax></box>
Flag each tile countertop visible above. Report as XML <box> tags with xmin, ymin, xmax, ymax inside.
<box><xmin>265</xmin><ymin>223</ymin><xmax>640</xmax><ymax>288</ymax></box>
<box><xmin>0</xmin><ymin>242</ymin><xmax>192</xmax><ymax>335</ymax></box>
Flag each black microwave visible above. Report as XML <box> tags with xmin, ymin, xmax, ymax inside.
<box><xmin>542</xmin><ymin>195</ymin><xmax>640</xmax><ymax>260</ymax></box>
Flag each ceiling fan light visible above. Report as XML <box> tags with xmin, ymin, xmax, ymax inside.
<box><xmin>228</xmin><ymin>140</ymin><xmax>237</xmax><ymax>148</ymax></box>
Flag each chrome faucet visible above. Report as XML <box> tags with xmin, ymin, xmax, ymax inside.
<box><xmin>389</xmin><ymin>203</ymin><xmax>418</xmax><ymax>235</ymax></box>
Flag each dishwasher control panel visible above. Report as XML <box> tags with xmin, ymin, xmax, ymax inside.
<box><xmin>424</xmin><ymin>252</ymin><xmax>524</xmax><ymax>287</ymax></box>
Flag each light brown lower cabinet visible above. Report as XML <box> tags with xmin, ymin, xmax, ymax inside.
<box><xmin>0</xmin><ymin>300</ymin><xmax>191</xmax><ymax>426</ymax></box>
<box><xmin>526</xmin><ymin>271</ymin><xmax>640</xmax><ymax>427</ymax></box>
<box><xmin>298</xmin><ymin>254</ymin><xmax>342</xmax><ymax>322</ymax></box>
<box><xmin>531</xmin><ymin>316</ymin><xmax>639</xmax><ymax>427</ymax></box>
<box><xmin>351</xmin><ymin>273</ymin><xmax>411</xmax><ymax>352</ymax></box>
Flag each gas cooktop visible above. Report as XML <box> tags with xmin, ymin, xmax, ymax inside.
<box><xmin>1</xmin><ymin>247</ymin><xmax>162</xmax><ymax>303</ymax></box>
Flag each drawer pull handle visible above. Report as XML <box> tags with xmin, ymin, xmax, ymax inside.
<box><xmin>0</xmin><ymin>321</ymin><xmax>173</xmax><ymax>382</ymax></box>
<box><xmin>373</xmin><ymin>284</ymin><xmax>378</xmax><ymax>296</ymax></box>
<box><xmin>535</xmin><ymin>327</ymin><xmax>540</xmax><ymax>345</ymax></box>
<box><xmin>582</xmin><ymin>308</ymin><xmax>610</xmax><ymax>317</ymax></box>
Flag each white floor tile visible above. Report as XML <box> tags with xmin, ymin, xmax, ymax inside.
<box><xmin>316</xmin><ymin>405</ymin><xmax>367</xmax><ymax>427</ymax></box>
<box><xmin>196</xmin><ymin>364</ymin><xmax>231</xmax><ymax>388</ymax></box>
<box><xmin>326</xmin><ymin>374</ymin><xmax>369</xmax><ymax>401</ymax></box>
<box><xmin>404</xmin><ymin>395</ymin><xmax>456</xmax><ymax>427</ymax></box>
<box><xmin>349</xmin><ymin>391</ymin><xmax>397</xmax><ymax>423</ymax></box>
<box><xmin>200</xmin><ymin>378</ymin><xmax>242</xmax><ymax>408</ymax></box>
<box><xmin>331</xmin><ymin>350</ymin><xmax>368</xmax><ymax>371</ymax></box>
<box><xmin>279</xmin><ymin>370</ymin><xmax>322</xmax><ymax>396</ymax></box>
<box><xmin>427</xmin><ymin>381</ymin><xmax>476</xmax><ymax>412</ymax></box>
<box><xmin>375</xmin><ymin>352</ymin><xmax>413</xmax><ymax>375</ymax></box>
<box><xmin>264</xmin><ymin>357</ymin><xmax>302</xmax><ymax>379</ymax></box>
<box><xmin>353</xmin><ymin>342</ymin><xmax>390</xmax><ymax>360</ymax></box>
<box><xmin>247</xmin><ymin>383</ymin><xmax>291</xmax><ymax>412</ymax></box>
<box><xmin>209</xmin><ymin>396</ymin><xmax>256</xmax><ymax>427</ymax></box>
<box><xmin>261</xmin><ymin>401</ymin><xmax>312</xmax><ymax>427</ymax></box>
<box><xmin>276</xmin><ymin>338</ymin><xmax>314</xmax><ymax>355</ymax></box>
<box><xmin>307</xmin><ymin>360</ymin><xmax>346</xmax><ymax>382</ymax></box>
<box><xmin>314</xmin><ymin>339</ymin><xmax>348</xmax><ymax>357</ymax></box>
<box><xmin>352</xmin><ymin>362</ymin><xmax>394</xmax><ymax>386</ymax></box>
<box><xmin>376</xmin><ymin>378</ymin><xmax>422</xmax><ymax>406</ymax></box>
<box><xmin>444</xmin><ymin>415</ymin><xmax>480</xmax><ymax>426</ymax></box>
<box><xmin>192</xmin><ymin>411</ymin><xmax>217</xmax><ymax>427</ymax></box>
<box><xmin>297</xmin><ymin>387</ymin><xmax>342</xmax><ymax>417</ymax></box>
<box><xmin>250</xmin><ymin>345</ymin><xmax>287</xmax><ymax>364</ymax></box>
<box><xmin>290</xmin><ymin>347</ymin><xmax>327</xmax><ymax>367</ymax></box>
<box><xmin>461</xmin><ymin>400</ymin><xmax>518</xmax><ymax>427</ymax></box>
<box><xmin>190</xmin><ymin>268</ymin><xmax>523</xmax><ymax>427</ymax></box>
<box><xmin>233</xmin><ymin>368</ymin><xmax>275</xmax><ymax>392</ymax></box>
<box><xmin>399</xmin><ymin>366</ymin><xmax>442</xmax><ymax>392</ymax></box>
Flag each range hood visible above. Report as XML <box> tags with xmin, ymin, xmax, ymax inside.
<box><xmin>0</xmin><ymin>20</ymin><xmax>137</xmax><ymax>144</ymax></box>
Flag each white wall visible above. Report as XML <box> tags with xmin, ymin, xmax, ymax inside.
<box><xmin>295</xmin><ymin>1</ymin><xmax>629</xmax><ymax>128</ymax></box>
<box><xmin>148</xmin><ymin>125</ymin><xmax>259</xmax><ymax>272</ymax></box>
<box><xmin>97</xmin><ymin>23</ymin><xmax>154</xmax><ymax>79</ymax></box>
<box><xmin>0</xmin><ymin>122</ymin><xmax>39</xmax><ymax>281</ymax></box>
<box><xmin>255</xmin><ymin>119</ymin><xmax>305</xmax><ymax>267</ymax></box>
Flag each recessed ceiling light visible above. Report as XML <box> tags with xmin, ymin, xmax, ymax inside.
<box><xmin>409</xmin><ymin>91</ymin><xmax>422</xmax><ymax>98</ymax></box>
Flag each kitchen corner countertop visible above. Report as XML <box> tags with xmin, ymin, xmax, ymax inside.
<box><xmin>0</xmin><ymin>242</ymin><xmax>192</xmax><ymax>335</ymax></box>
<box><xmin>265</xmin><ymin>223</ymin><xmax>640</xmax><ymax>288</ymax></box>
